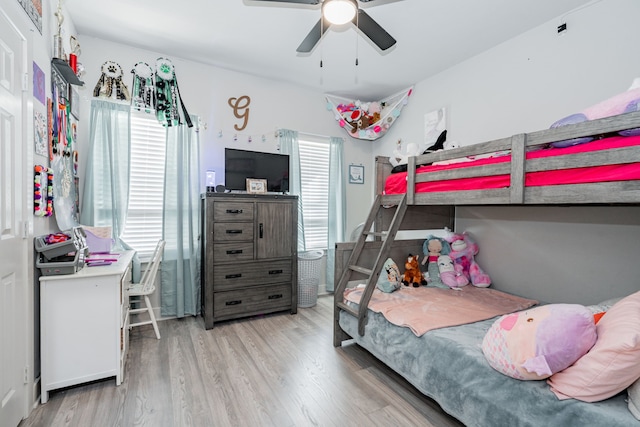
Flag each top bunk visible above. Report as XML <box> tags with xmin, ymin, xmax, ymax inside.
<box><xmin>376</xmin><ymin>110</ymin><xmax>640</xmax><ymax>207</ymax></box>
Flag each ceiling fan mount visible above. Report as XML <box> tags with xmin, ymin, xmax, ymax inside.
<box><xmin>253</xmin><ymin>0</ymin><xmax>397</xmax><ymax>53</ymax></box>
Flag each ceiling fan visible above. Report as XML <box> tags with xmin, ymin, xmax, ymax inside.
<box><xmin>254</xmin><ymin>0</ymin><xmax>397</xmax><ymax>53</ymax></box>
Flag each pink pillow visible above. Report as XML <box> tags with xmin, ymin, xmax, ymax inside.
<box><xmin>547</xmin><ymin>290</ymin><xmax>640</xmax><ymax>402</ymax></box>
<box><xmin>482</xmin><ymin>304</ymin><xmax>596</xmax><ymax>380</ymax></box>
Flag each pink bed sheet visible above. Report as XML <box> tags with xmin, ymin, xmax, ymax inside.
<box><xmin>384</xmin><ymin>134</ymin><xmax>640</xmax><ymax>195</ymax></box>
<box><xmin>343</xmin><ymin>285</ymin><xmax>537</xmax><ymax>337</ymax></box>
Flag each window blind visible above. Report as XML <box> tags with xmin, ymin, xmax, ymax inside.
<box><xmin>121</xmin><ymin>111</ymin><xmax>166</xmax><ymax>259</ymax></box>
<box><xmin>298</xmin><ymin>136</ymin><xmax>330</xmax><ymax>250</ymax></box>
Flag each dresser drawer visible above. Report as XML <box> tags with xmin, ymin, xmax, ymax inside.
<box><xmin>213</xmin><ymin>242</ymin><xmax>254</xmax><ymax>263</ymax></box>
<box><xmin>213</xmin><ymin>284</ymin><xmax>291</xmax><ymax>319</ymax></box>
<box><xmin>213</xmin><ymin>259</ymin><xmax>291</xmax><ymax>291</ymax></box>
<box><xmin>213</xmin><ymin>222</ymin><xmax>254</xmax><ymax>242</ymax></box>
<box><xmin>213</xmin><ymin>202</ymin><xmax>254</xmax><ymax>222</ymax></box>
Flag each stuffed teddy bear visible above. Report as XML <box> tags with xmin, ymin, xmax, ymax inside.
<box><xmin>421</xmin><ymin>236</ymin><xmax>451</xmax><ymax>289</ymax></box>
<box><xmin>447</xmin><ymin>232</ymin><xmax>491</xmax><ymax>287</ymax></box>
<box><xmin>401</xmin><ymin>254</ymin><xmax>426</xmax><ymax>287</ymax></box>
<box><xmin>437</xmin><ymin>255</ymin><xmax>468</xmax><ymax>290</ymax></box>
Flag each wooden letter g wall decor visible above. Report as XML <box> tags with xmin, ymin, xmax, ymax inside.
<box><xmin>228</xmin><ymin>95</ymin><xmax>251</xmax><ymax>131</ymax></box>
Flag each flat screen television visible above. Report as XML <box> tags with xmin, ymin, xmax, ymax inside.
<box><xmin>224</xmin><ymin>148</ymin><xmax>290</xmax><ymax>193</ymax></box>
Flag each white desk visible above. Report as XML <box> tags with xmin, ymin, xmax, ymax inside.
<box><xmin>39</xmin><ymin>250</ymin><xmax>134</xmax><ymax>404</ymax></box>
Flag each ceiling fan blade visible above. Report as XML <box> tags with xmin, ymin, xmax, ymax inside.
<box><xmin>354</xmin><ymin>9</ymin><xmax>396</xmax><ymax>51</ymax></box>
<box><xmin>251</xmin><ymin>0</ymin><xmax>319</xmax><ymax>4</ymax></box>
<box><xmin>296</xmin><ymin>17</ymin><xmax>331</xmax><ymax>53</ymax></box>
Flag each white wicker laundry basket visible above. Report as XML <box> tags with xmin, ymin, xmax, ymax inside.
<box><xmin>297</xmin><ymin>250</ymin><xmax>323</xmax><ymax>308</ymax></box>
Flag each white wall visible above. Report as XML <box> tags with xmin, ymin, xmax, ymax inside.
<box><xmin>76</xmin><ymin>37</ymin><xmax>374</xmax><ymax>239</ymax></box>
<box><xmin>375</xmin><ymin>0</ymin><xmax>640</xmax><ymax>304</ymax></box>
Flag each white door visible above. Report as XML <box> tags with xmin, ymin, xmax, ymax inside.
<box><xmin>0</xmin><ymin>7</ymin><xmax>28</xmax><ymax>427</ymax></box>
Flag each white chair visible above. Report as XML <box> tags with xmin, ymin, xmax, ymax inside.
<box><xmin>128</xmin><ymin>240</ymin><xmax>165</xmax><ymax>339</ymax></box>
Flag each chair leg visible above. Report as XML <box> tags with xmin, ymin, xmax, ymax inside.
<box><xmin>145</xmin><ymin>295</ymin><xmax>161</xmax><ymax>339</ymax></box>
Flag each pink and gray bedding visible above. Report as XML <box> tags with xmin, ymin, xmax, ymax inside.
<box><xmin>384</xmin><ymin>134</ymin><xmax>640</xmax><ymax>195</ymax></box>
<box><xmin>343</xmin><ymin>285</ymin><xmax>537</xmax><ymax>336</ymax></box>
<box><xmin>338</xmin><ymin>308</ymin><xmax>636</xmax><ymax>427</ymax></box>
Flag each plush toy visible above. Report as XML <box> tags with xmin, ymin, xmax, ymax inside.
<box><xmin>550</xmin><ymin>77</ymin><xmax>640</xmax><ymax>147</ymax></box>
<box><xmin>482</xmin><ymin>304</ymin><xmax>597</xmax><ymax>380</ymax></box>
<box><xmin>377</xmin><ymin>257</ymin><xmax>401</xmax><ymax>293</ymax></box>
<box><xmin>421</xmin><ymin>236</ymin><xmax>451</xmax><ymax>288</ymax></box>
<box><xmin>437</xmin><ymin>255</ymin><xmax>468</xmax><ymax>290</ymax></box>
<box><xmin>389</xmin><ymin>140</ymin><xmax>422</xmax><ymax>168</ymax></box>
<box><xmin>448</xmin><ymin>232</ymin><xmax>491</xmax><ymax>287</ymax></box>
<box><xmin>423</xmin><ymin>130</ymin><xmax>448</xmax><ymax>153</ymax></box>
<box><xmin>401</xmin><ymin>254</ymin><xmax>427</xmax><ymax>287</ymax></box>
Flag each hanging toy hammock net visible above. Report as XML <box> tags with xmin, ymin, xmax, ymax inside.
<box><xmin>325</xmin><ymin>86</ymin><xmax>413</xmax><ymax>141</ymax></box>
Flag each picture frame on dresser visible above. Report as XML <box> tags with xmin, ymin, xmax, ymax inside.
<box><xmin>246</xmin><ymin>178</ymin><xmax>267</xmax><ymax>194</ymax></box>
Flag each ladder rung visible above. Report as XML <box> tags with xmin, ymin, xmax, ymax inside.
<box><xmin>336</xmin><ymin>301</ymin><xmax>358</xmax><ymax>317</ymax></box>
<box><xmin>364</xmin><ymin>231</ymin><xmax>387</xmax><ymax>237</ymax></box>
<box><xmin>349</xmin><ymin>265</ymin><xmax>372</xmax><ymax>276</ymax></box>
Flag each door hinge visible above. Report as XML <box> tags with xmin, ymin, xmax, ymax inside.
<box><xmin>24</xmin><ymin>366</ymin><xmax>29</xmax><ymax>384</ymax></box>
<box><xmin>22</xmin><ymin>73</ymin><xmax>29</xmax><ymax>92</ymax></box>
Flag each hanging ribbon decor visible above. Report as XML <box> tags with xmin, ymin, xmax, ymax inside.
<box><xmin>154</xmin><ymin>57</ymin><xmax>192</xmax><ymax>127</ymax></box>
<box><xmin>92</xmin><ymin>60</ymin><xmax>131</xmax><ymax>101</ymax></box>
<box><xmin>131</xmin><ymin>62</ymin><xmax>156</xmax><ymax>113</ymax></box>
<box><xmin>34</xmin><ymin>165</ymin><xmax>54</xmax><ymax>217</ymax></box>
<box><xmin>325</xmin><ymin>86</ymin><xmax>414</xmax><ymax>141</ymax></box>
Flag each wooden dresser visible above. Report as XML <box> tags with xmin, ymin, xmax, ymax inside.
<box><xmin>201</xmin><ymin>193</ymin><xmax>298</xmax><ymax>329</ymax></box>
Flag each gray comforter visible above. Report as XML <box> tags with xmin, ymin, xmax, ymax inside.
<box><xmin>339</xmin><ymin>310</ymin><xmax>635</xmax><ymax>426</ymax></box>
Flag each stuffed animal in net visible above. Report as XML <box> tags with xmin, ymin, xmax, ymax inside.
<box><xmin>421</xmin><ymin>236</ymin><xmax>451</xmax><ymax>288</ymax></box>
<box><xmin>437</xmin><ymin>254</ymin><xmax>468</xmax><ymax>290</ymax></box>
<box><xmin>447</xmin><ymin>232</ymin><xmax>491</xmax><ymax>287</ymax></box>
<box><xmin>402</xmin><ymin>254</ymin><xmax>427</xmax><ymax>287</ymax></box>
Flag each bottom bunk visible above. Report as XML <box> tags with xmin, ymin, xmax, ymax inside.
<box><xmin>337</xmin><ymin>295</ymin><xmax>637</xmax><ymax>427</ymax></box>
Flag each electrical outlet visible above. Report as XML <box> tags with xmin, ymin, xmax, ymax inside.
<box><xmin>557</xmin><ymin>22</ymin><xmax>567</xmax><ymax>35</ymax></box>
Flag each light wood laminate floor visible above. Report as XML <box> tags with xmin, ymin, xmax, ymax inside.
<box><xmin>20</xmin><ymin>295</ymin><xmax>463</xmax><ymax>427</ymax></box>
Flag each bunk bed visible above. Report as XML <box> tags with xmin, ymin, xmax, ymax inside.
<box><xmin>333</xmin><ymin>110</ymin><xmax>640</xmax><ymax>427</ymax></box>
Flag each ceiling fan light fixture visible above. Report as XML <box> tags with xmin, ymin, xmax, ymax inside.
<box><xmin>322</xmin><ymin>0</ymin><xmax>357</xmax><ymax>25</ymax></box>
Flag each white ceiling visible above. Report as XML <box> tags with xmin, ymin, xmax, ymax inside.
<box><xmin>64</xmin><ymin>0</ymin><xmax>592</xmax><ymax>100</ymax></box>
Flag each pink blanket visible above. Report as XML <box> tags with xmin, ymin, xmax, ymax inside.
<box><xmin>344</xmin><ymin>286</ymin><xmax>537</xmax><ymax>336</ymax></box>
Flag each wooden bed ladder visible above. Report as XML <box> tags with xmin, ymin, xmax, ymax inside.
<box><xmin>335</xmin><ymin>194</ymin><xmax>408</xmax><ymax>336</ymax></box>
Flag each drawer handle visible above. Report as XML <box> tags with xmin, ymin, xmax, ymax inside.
<box><xmin>259</xmin><ymin>223</ymin><xmax>264</xmax><ymax>239</ymax></box>
<box><xmin>226</xmin><ymin>209</ymin><xmax>243</xmax><ymax>214</ymax></box>
<box><xmin>225</xmin><ymin>273</ymin><xmax>242</xmax><ymax>279</ymax></box>
<box><xmin>268</xmin><ymin>269</ymin><xmax>283</xmax><ymax>275</ymax></box>
<box><xmin>268</xmin><ymin>294</ymin><xmax>283</xmax><ymax>300</ymax></box>
<box><xmin>225</xmin><ymin>300</ymin><xmax>242</xmax><ymax>306</ymax></box>
<box><xmin>226</xmin><ymin>229</ymin><xmax>243</xmax><ymax>234</ymax></box>
<box><xmin>226</xmin><ymin>250</ymin><xmax>243</xmax><ymax>255</ymax></box>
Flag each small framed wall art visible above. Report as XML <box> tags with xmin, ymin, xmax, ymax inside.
<box><xmin>349</xmin><ymin>164</ymin><xmax>364</xmax><ymax>184</ymax></box>
<box><xmin>246</xmin><ymin>178</ymin><xmax>267</xmax><ymax>194</ymax></box>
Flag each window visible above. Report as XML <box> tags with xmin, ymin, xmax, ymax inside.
<box><xmin>121</xmin><ymin>111</ymin><xmax>166</xmax><ymax>259</ymax></box>
<box><xmin>298</xmin><ymin>135</ymin><xmax>330</xmax><ymax>250</ymax></box>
